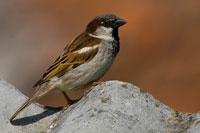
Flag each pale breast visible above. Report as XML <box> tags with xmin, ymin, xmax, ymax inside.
<box><xmin>60</xmin><ymin>39</ymin><xmax>117</xmax><ymax>91</ymax></box>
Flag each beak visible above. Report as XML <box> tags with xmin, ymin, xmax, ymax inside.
<box><xmin>114</xmin><ymin>18</ymin><xmax>127</xmax><ymax>28</ymax></box>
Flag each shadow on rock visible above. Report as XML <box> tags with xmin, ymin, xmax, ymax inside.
<box><xmin>11</xmin><ymin>106</ymin><xmax>62</xmax><ymax>126</ymax></box>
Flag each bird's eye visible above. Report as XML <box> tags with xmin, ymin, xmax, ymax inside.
<box><xmin>102</xmin><ymin>21</ymin><xmax>114</xmax><ymax>27</ymax></box>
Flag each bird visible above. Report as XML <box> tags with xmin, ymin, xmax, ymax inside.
<box><xmin>10</xmin><ymin>14</ymin><xmax>126</xmax><ymax>122</ymax></box>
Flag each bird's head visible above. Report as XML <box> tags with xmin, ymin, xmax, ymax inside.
<box><xmin>85</xmin><ymin>14</ymin><xmax>126</xmax><ymax>40</ymax></box>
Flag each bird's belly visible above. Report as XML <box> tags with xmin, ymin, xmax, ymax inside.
<box><xmin>60</xmin><ymin>52</ymin><xmax>114</xmax><ymax>91</ymax></box>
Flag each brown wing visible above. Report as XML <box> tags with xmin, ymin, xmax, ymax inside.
<box><xmin>33</xmin><ymin>33</ymin><xmax>101</xmax><ymax>87</ymax></box>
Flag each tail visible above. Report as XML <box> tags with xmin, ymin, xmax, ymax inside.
<box><xmin>9</xmin><ymin>97</ymin><xmax>37</xmax><ymax>122</ymax></box>
<box><xmin>10</xmin><ymin>83</ymin><xmax>54</xmax><ymax>122</ymax></box>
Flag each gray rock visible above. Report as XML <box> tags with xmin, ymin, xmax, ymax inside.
<box><xmin>0</xmin><ymin>80</ymin><xmax>199</xmax><ymax>133</ymax></box>
<box><xmin>0</xmin><ymin>80</ymin><xmax>61</xmax><ymax>133</ymax></box>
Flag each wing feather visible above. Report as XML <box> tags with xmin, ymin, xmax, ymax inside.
<box><xmin>33</xmin><ymin>33</ymin><xmax>100</xmax><ymax>87</ymax></box>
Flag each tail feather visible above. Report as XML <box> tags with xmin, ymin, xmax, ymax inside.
<box><xmin>9</xmin><ymin>97</ymin><xmax>36</xmax><ymax>122</ymax></box>
<box><xmin>10</xmin><ymin>83</ymin><xmax>54</xmax><ymax>122</ymax></box>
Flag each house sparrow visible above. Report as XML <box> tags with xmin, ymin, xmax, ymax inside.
<box><xmin>10</xmin><ymin>14</ymin><xmax>126</xmax><ymax>122</ymax></box>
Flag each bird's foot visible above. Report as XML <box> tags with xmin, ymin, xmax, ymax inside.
<box><xmin>44</xmin><ymin>106</ymin><xmax>63</xmax><ymax>112</ymax></box>
<box><xmin>84</xmin><ymin>81</ymin><xmax>103</xmax><ymax>95</ymax></box>
<box><xmin>62</xmin><ymin>99</ymin><xmax>79</xmax><ymax>112</ymax></box>
<box><xmin>92</xmin><ymin>81</ymin><xmax>103</xmax><ymax>86</ymax></box>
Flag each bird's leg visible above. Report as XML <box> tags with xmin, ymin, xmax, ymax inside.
<box><xmin>62</xmin><ymin>81</ymin><xmax>103</xmax><ymax>111</ymax></box>
<box><xmin>84</xmin><ymin>81</ymin><xmax>103</xmax><ymax>95</ymax></box>
<box><xmin>92</xmin><ymin>81</ymin><xmax>103</xmax><ymax>86</ymax></box>
<box><xmin>62</xmin><ymin>91</ymin><xmax>79</xmax><ymax>111</ymax></box>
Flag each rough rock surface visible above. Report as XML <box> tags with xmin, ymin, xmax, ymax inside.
<box><xmin>0</xmin><ymin>80</ymin><xmax>199</xmax><ymax>133</ymax></box>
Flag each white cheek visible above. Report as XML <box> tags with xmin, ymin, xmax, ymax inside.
<box><xmin>96</xmin><ymin>26</ymin><xmax>113</xmax><ymax>36</ymax></box>
<box><xmin>89</xmin><ymin>26</ymin><xmax>114</xmax><ymax>41</ymax></box>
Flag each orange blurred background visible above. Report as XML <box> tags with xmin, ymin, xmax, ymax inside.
<box><xmin>1</xmin><ymin>0</ymin><xmax>200</xmax><ymax>112</ymax></box>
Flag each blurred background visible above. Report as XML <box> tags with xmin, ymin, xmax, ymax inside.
<box><xmin>1</xmin><ymin>0</ymin><xmax>200</xmax><ymax>112</ymax></box>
